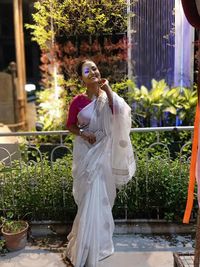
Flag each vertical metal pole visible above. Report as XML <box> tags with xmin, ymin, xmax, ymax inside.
<box><xmin>13</xmin><ymin>0</ymin><xmax>28</xmax><ymax>129</ymax></box>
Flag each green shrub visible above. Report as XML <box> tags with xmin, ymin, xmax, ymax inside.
<box><xmin>113</xmin><ymin>156</ymin><xmax>193</xmax><ymax>222</ymax></box>
<box><xmin>0</xmin><ymin>136</ymin><xmax>195</xmax><ymax>222</ymax></box>
<box><xmin>0</xmin><ymin>154</ymin><xmax>76</xmax><ymax>221</ymax></box>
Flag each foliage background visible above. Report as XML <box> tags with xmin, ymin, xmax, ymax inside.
<box><xmin>26</xmin><ymin>0</ymin><xmax>134</xmax><ymax>131</ymax></box>
<box><xmin>26</xmin><ymin>0</ymin><xmax>197</xmax><ymax>131</ymax></box>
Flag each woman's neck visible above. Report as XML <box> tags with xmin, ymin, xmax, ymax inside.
<box><xmin>85</xmin><ymin>84</ymin><xmax>100</xmax><ymax>99</ymax></box>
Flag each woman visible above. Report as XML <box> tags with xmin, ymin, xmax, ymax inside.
<box><xmin>64</xmin><ymin>59</ymin><xmax>136</xmax><ymax>267</ymax></box>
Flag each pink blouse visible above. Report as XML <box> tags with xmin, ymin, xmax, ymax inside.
<box><xmin>66</xmin><ymin>94</ymin><xmax>92</xmax><ymax>128</ymax></box>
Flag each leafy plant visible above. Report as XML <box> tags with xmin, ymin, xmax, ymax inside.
<box><xmin>178</xmin><ymin>86</ymin><xmax>198</xmax><ymax>125</ymax></box>
<box><xmin>26</xmin><ymin>1</ymin><xmax>138</xmax><ymax>131</ymax></box>
<box><xmin>0</xmin><ymin>212</ymin><xmax>28</xmax><ymax>234</ymax></box>
<box><xmin>114</xmin><ymin>154</ymin><xmax>192</xmax><ymax>222</ymax></box>
<box><xmin>0</xmin><ymin>239</ymin><xmax>7</xmax><ymax>256</ymax></box>
<box><xmin>26</xmin><ymin>0</ymin><xmax>128</xmax><ymax>49</ymax></box>
<box><xmin>0</xmin><ymin>152</ymin><xmax>75</xmax><ymax>221</ymax></box>
<box><xmin>128</xmin><ymin>79</ymin><xmax>197</xmax><ymax>127</ymax></box>
<box><xmin>2</xmin><ymin>220</ymin><xmax>27</xmax><ymax>234</ymax></box>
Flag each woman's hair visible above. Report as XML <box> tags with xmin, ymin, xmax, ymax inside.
<box><xmin>76</xmin><ymin>59</ymin><xmax>93</xmax><ymax>77</ymax></box>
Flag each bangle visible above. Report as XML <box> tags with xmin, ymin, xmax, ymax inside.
<box><xmin>79</xmin><ymin>128</ymin><xmax>84</xmax><ymax>136</ymax></box>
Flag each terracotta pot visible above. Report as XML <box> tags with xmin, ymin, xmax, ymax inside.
<box><xmin>2</xmin><ymin>221</ymin><xmax>29</xmax><ymax>251</ymax></box>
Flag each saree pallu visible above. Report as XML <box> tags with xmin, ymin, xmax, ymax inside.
<box><xmin>64</xmin><ymin>92</ymin><xmax>136</xmax><ymax>267</ymax></box>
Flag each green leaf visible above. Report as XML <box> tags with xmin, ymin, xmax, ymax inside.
<box><xmin>163</xmin><ymin>106</ymin><xmax>177</xmax><ymax>115</ymax></box>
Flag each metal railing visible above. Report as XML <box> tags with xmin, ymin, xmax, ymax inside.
<box><xmin>0</xmin><ymin>126</ymin><xmax>194</xmax><ymax>221</ymax></box>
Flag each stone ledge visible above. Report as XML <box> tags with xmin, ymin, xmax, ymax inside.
<box><xmin>29</xmin><ymin>220</ymin><xmax>195</xmax><ymax>236</ymax></box>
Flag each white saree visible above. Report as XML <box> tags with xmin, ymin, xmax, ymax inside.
<box><xmin>64</xmin><ymin>92</ymin><xmax>136</xmax><ymax>267</ymax></box>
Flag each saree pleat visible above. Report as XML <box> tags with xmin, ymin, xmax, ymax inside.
<box><xmin>66</xmin><ymin>160</ymin><xmax>115</xmax><ymax>267</ymax></box>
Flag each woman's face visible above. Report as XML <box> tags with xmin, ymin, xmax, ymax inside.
<box><xmin>81</xmin><ymin>61</ymin><xmax>101</xmax><ymax>85</ymax></box>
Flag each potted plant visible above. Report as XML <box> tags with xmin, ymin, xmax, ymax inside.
<box><xmin>1</xmin><ymin>213</ymin><xmax>29</xmax><ymax>251</ymax></box>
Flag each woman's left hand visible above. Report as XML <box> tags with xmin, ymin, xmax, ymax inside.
<box><xmin>99</xmin><ymin>78</ymin><xmax>113</xmax><ymax>108</ymax></box>
<box><xmin>81</xmin><ymin>131</ymin><xmax>96</xmax><ymax>144</ymax></box>
<box><xmin>99</xmin><ymin>79</ymin><xmax>110</xmax><ymax>91</ymax></box>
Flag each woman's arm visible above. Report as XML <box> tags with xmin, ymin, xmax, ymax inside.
<box><xmin>66</xmin><ymin>124</ymin><xmax>81</xmax><ymax>136</ymax></box>
<box><xmin>67</xmin><ymin>124</ymin><xmax>96</xmax><ymax>144</ymax></box>
<box><xmin>100</xmin><ymin>79</ymin><xmax>113</xmax><ymax>108</ymax></box>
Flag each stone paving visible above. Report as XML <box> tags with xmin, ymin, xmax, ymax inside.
<box><xmin>0</xmin><ymin>234</ymin><xmax>195</xmax><ymax>267</ymax></box>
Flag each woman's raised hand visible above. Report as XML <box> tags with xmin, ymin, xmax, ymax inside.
<box><xmin>99</xmin><ymin>78</ymin><xmax>113</xmax><ymax>108</ymax></box>
<box><xmin>99</xmin><ymin>79</ymin><xmax>109</xmax><ymax>91</ymax></box>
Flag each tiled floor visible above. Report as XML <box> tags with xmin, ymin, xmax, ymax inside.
<box><xmin>0</xmin><ymin>234</ymin><xmax>195</xmax><ymax>267</ymax></box>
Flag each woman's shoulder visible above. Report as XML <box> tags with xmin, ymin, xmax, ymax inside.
<box><xmin>71</xmin><ymin>94</ymin><xmax>86</xmax><ymax>102</ymax></box>
<box><xmin>73</xmin><ymin>93</ymin><xmax>90</xmax><ymax>100</ymax></box>
<box><xmin>70</xmin><ymin>94</ymin><xmax>91</xmax><ymax>106</ymax></box>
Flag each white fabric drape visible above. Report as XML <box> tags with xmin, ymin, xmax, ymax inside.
<box><xmin>111</xmin><ymin>93</ymin><xmax>136</xmax><ymax>187</ymax></box>
<box><xmin>64</xmin><ymin>92</ymin><xmax>136</xmax><ymax>267</ymax></box>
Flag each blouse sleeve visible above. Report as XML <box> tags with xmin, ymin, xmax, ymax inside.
<box><xmin>66</xmin><ymin>96</ymin><xmax>79</xmax><ymax>128</ymax></box>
